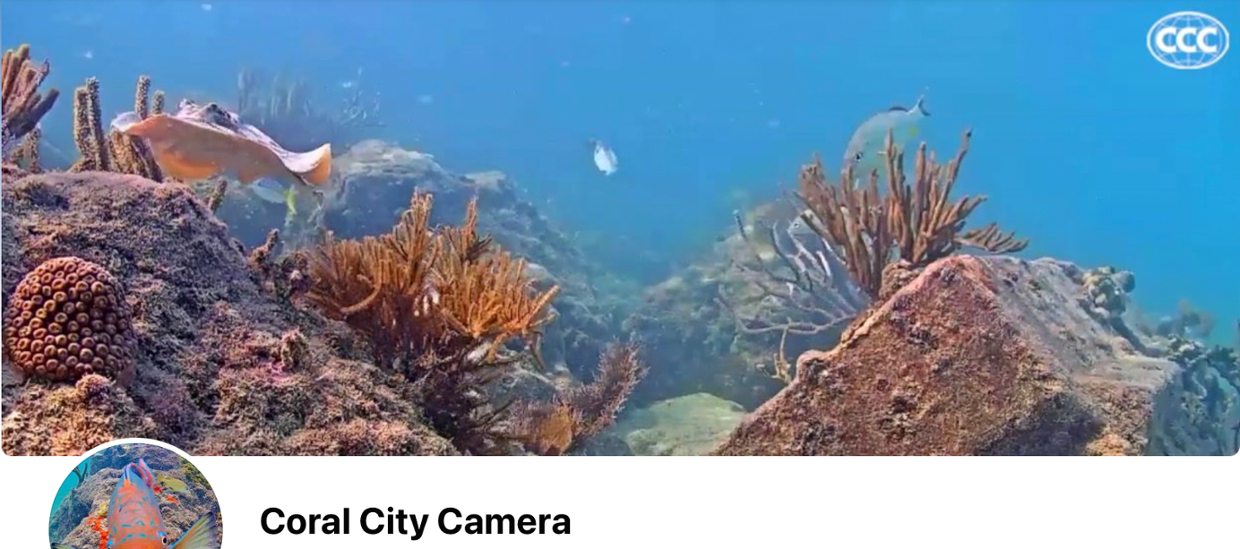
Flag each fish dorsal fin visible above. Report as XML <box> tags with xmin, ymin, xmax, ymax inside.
<box><xmin>887</xmin><ymin>105</ymin><xmax>909</xmax><ymax>112</ymax></box>
<box><xmin>170</xmin><ymin>514</ymin><xmax>219</xmax><ymax>549</ymax></box>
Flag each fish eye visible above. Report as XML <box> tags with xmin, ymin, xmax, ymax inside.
<box><xmin>854</xmin><ymin>152</ymin><xmax>864</xmax><ymax>161</ymax></box>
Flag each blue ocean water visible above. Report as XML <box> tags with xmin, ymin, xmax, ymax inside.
<box><xmin>49</xmin><ymin>457</ymin><xmax>89</xmax><ymax>516</ymax></box>
<box><xmin>3</xmin><ymin>0</ymin><xmax>1237</xmax><ymax>336</ymax></box>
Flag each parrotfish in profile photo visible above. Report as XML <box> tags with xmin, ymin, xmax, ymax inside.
<box><xmin>589</xmin><ymin>138</ymin><xmax>618</xmax><ymax>176</ymax></box>
<box><xmin>842</xmin><ymin>92</ymin><xmax>931</xmax><ymax>177</ymax></box>
<box><xmin>111</xmin><ymin>99</ymin><xmax>332</xmax><ymax>187</ymax></box>
<box><xmin>54</xmin><ymin>458</ymin><xmax>218</xmax><ymax>549</ymax></box>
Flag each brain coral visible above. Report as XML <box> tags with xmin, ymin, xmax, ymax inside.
<box><xmin>3</xmin><ymin>257</ymin><xmax>137</xmax><ymax>382</ymax></box>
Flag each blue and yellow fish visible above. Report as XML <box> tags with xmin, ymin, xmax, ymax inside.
<box><xmin>54</xmin><ymin>458</ymin><xmax>217</xmax><ymax>549</ymax></box>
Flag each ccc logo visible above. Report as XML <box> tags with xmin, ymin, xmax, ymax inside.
<box><xmin>1147</xmin><ymin>11</ymin><xmax>1230</xmax><ymax>70</ymax></box>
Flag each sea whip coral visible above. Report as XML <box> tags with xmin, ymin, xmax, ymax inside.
<box><xmin>797</xmin><ymin>129</ymin><xmax>1027</xmax><ymax>299</ymax></box>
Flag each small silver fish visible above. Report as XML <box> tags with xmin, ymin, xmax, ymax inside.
<box><xmin>843</xmin><ymin>93</ymin><xmax>930</xmax><ymax>177</ymax></box>
<box><xmin>590</xmin><ymin>138</ymin><xmax>618</xmax><ymax>176</ymax></box>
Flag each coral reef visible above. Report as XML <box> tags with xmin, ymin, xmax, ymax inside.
<box><xmin>67</xmin><ymin>76</ymin><xmax>164</xmax><ymax>181</ymax></box>
<box><xmin>1149</xmin><ymin>337</ymin><xmax>1240</xmax><ymax>455</ymax></box>
<box><xmin>5</xmin><ymin>125</ymin><xmax>44</xmax><ymax>175</ymax></box>
<box><xmin>236</xmin><ymin>68</ymin><xmax>381</xmax><ymax>153</ymax></box>
<box><xmin>1082</xmin><ymin>266</ymin><xmax>1136</xmax><ymax>317</ymax></box>
<box><xmin>797</xmin><ymin>129</ymin><xmax>1027</xmax><ymax>299</ymax></box>
<box><xmin>715</xmin><ymin>256</ymin><xmax>1232</xmax><ymax>456</ymax></box>
<box><xmin>1154</xmin><ymin>299</ymin><xmax>1217</xmax><ymax>340</ymax></box>
<box><xmin>3</xmin><ymin>257</ymin><xmax>138</xmax><ymax>382</ymax></box>
<box><xmin>623</xmin><ymin>202</ymin><xmax>861</xmax><ymax>409</ymax></box>
<box><xmin>306</xmin><ymin>140</ymin><xmax>621</xmax><ymax>378</ymax></box>
<box><xmin>1</xmin><ymin>44</ymin><xmax>58</xmax><ymax>162</ymax></box>
<box><xmin>303</xmin><ymin>192</ymin><xmax>558</xmax><ymax>453</ymax></box>
<box><xmin>716</xmin><ymin>204</ymin><xmax>868</xmax><ymax>382</ymax></box>
<box><xmin>511</xmin><ymin>341</ymin><xmax>648</xmax><ymax>455</ymax></box>
<box><xmin>2</xmin><ymin>172</ymin><xmax>456</xmax><ymax>456</ymax></box>
<box><xmin>622</xmin><ymin>130</ymin><xmax>1030</xmax><ymax>411</ymax></box>
<box><xmin>2</xmin><ymin>374</ymin><xmax>154</xmax><ymax>455</ymax></box>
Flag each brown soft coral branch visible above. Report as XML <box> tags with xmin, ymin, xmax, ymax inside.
<box><xmin>797</xmin><ymin>156</ymin><xmax>893</xmax><ymax>298</ymax></box>
<box><xmin>1</xmin><ymin>44</ymin><xmax>59</xmax><ymax>150</ymax></box>
<box><xmin>957</xmin><ymin>222</ymin><xmax>1029</xmax><ymax>254</ymax></box>
<box><xmin>797</xmin><ymin>128</ymin><xmax>1027</xmax><ymax>299</ymax></box>
<box><xmin>886</xmin><ymin>129</ymin><xmax>1027</xmax><ymax>262</ymax></box>
<box><xmin>303</xmin><ymin>192</ymin><xmax>561</xmax><ymax>454</ymax></box>
<box><xmin>511</xmin><ymin>340</ymin><xmax>648</xmax><ymax>455</ymax></box>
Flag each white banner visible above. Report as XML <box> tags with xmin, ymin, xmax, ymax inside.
<box><xmin>6</xmin><ymin>448</ymin><xmax>1238</xmax><ymax>548</ymax></box>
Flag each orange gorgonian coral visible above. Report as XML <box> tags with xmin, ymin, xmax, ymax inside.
<box><xmin>303</xmin><ymin>192</ymin><xmax>560</xmax><ymax>453</ymax></box>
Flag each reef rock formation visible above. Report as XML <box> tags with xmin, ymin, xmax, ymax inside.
<box><xmin>716</xmin><ymin>255</ymin><xmax>1233</xmax><ymax>456</ymax></box>
<box><xmin>1</xmin><ymin>171</ymin><xmax>456</xmax><ymax>456</ymax></box>
<box><xmin>610</xmin><ymin>392</ymin><xmax>748</xmax><ymax>456</ymax></box>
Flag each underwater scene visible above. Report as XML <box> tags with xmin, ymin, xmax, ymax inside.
<box><xmin>1</xmin><ymin>1</ymin><xmax>1237</xmax><ymax>456</ymax></box>
<box><xmin>48</xmin><ymin>443</ymin><xmax>222</xmax><ymax>549</ymax></box>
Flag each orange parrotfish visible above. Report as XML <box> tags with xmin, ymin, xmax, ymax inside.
<box><xmin>54</xmin><ymin>459</ymin><xmax>218</xmax><ymax>549</ymax></box>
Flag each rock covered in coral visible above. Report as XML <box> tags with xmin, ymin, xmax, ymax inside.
<box><xmin>2</xmin><ymin>171</ymin><xmax>456</xmax><ymax>455</ymax></box>
<box><xmin>1152</xmin><ymin>337</ymin><xmax>1240</xmax><ymax>455</ymax></box>
<box><xmin>716</xmin><ymin>256</ymin><xmax>1227</xmax><ymax>456</ymax></box>
<box><xmin>4</xmin><ymin>257</ymin><xmax>137</xmax><ymax>382</ymax></box>
<box><xmin>2</xmin><ymin>374</ymin><xmax>155</xmax><ymax>455</ymax></box>
<box><xmin>1081</xmin><ymin>265</ymin><xmax>1135</xmax><ymax>318</ymax></box>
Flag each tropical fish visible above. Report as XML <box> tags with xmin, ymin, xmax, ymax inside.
<box><xmin>153</xmin><ymin>472</ymin><xmax>190</xmax><ymax>494</ymax></box>
<box><xmin>248</xmin><ymin>177</ymin><xmax>303</xmax><ymax>226</ymax></box>
<box><xmin>842</xmin><ymin>93</ymin><xmax>930</xmax><ymax>177</ymax></box>
<box><xmin>589</xmin><ymin>139</ymin><xmax>618</xmax><ymax>176</ymax></box>
<box><xmin>54</xmin><ymin>459</ymin><xmax>218</xmax><ymax>549</ymax></box>
<box><xmin>111</xmin><ymin>99</ymin><xmax>332</xmax><ymax>187</ymax></box>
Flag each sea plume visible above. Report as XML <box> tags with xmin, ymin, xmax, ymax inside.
<box><xmin>303</xmin><ymin>192</ymin><xmax>560</xmax><ymax>454</ymax></box>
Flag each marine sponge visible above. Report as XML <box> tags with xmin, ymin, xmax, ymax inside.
<box><xmin>1</xmin><ymin>44</ymin><xmax>60</xmax><ymax>147</ymax></box>
<box><xmin>3</xmin><ymin>257</ymin><xmax>138</xmax><ymax>382</ymax></box>
<box><xmin>68</xmin><ymin>75</ymin><xmax>164</xmax><ymax>181</ymax></box>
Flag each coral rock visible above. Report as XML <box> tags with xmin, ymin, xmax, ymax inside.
<box><xmin>2</xmin><ymin>171</ymin><xmax>455</xmax><ymax>456</ymax></box>
<box><xmin>1</xmin><ymin>374</ymin><xmax>155</xmax><ymax>455</ymax></box>
<box><xmin>3</xmin><ymin>257</ymin><xmax>137</xmax><ymax>382</ymax></box>
<box><xmin>715</xmin><ymin>256</ymin><xmax>1210</xmax><ymax>456</ymax></box>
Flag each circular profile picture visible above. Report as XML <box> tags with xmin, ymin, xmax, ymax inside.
<box><xmin>48</xmin><ymin>440</ymin><xmax>222</xmax><ymax>549</ymax></box>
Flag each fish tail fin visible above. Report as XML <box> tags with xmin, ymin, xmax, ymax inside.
<box><xmin>170</xmin><ymin>513</ymin><xmax>219</xmax><ymax>549</ymax></box>
<box><xmin>916</xmin><ymin>93</ymin><xmax>930</xmax><ymax>116</ymax></box>
<box><xmin>301</xmin><ymin>144</ymin><xmax>333</xmax><ymax>186</ymax></box>
<box><xmin>284</xmin><ymin>187</ymin><xmax>298</xmax><ymax>226</ymax></box>
<box><xmin>53</xmin><ymin>544</ymin><xmax>83</xmax><ymax>549</ymax></box>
